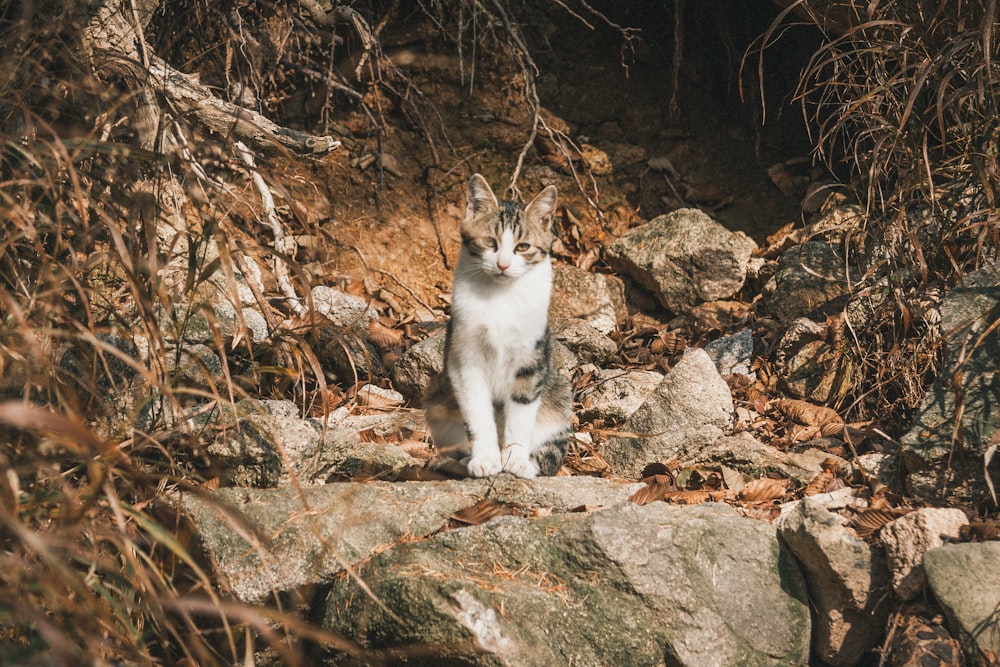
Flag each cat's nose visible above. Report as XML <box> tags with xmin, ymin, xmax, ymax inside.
<box><xmin>496</xmin><ymin>257</ymin><xmax>511</xmax><ymax>272</ymax></box>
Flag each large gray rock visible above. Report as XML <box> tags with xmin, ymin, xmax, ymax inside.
<box><xmin>604</xmin><ymin>208</ymin><xmax>757</xmax><ymax>313</ymax></box>
<box><xmin>321</xmin><ymin>502</ymin><xmax>811</xmax><ymax>666</ymax></box>
<box><xmin>923</xmin><ymin>541</ymin><xmax>1000</xmax><ymax>657</ymax></box>
<box><xmin>550</xmin><ymin>265</ymin><xmax>626</xmax><ymax>334</ymax></box>
<box><xmin>881</xmin><ymin>508</ymin><xmax>968</xmax><ymax>601</ymax></box>
<box><xmin>180</xmin><ymin>476</ymin><xmax>644</xmax><ymax>604</ymax></box>
<box><xmin>900</xmin><ymin>263</ymin><xmax>1000</xmax><ymax>504</ymax></box>
<box><xmin>602</xmin><ymin>348</ymin><xmax>733</xmax><ymax>478</ymax></box>
<box><xmin>778</xmin><ymin>495</ymin><xmax>892</xmax><ymax>666</ymax></box>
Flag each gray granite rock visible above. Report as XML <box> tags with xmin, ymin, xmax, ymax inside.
<box><xmin>777</xmin><ymin>495</ymin><xmax>892</xmax><ymax>666</ymax></box>
<box><xmin>759</xmin><ymin>242</ymin><xmax>852</xmax><ymax>323</ymax></box>
<box><xmin>900</xmin><ymin>263</ymin><xmax>1000</xmax><ymax>504</ymax></box>
<box><xmin>924</xmin><ymin>541</ymin><xmax>1000</xmax><ymax>657</ymax></box>
<box><xmin>321</xmin><ymin>502</ymin><xmax>810</xmax><ymax>666</ymax></box>
<box><xmin>605</xmin><ymin>208</ymin><xmax>757</xmax><ymax>313</ymax></box>
<box><xmin>577</xmin><ymin>368</ymin><xmax>663</xmax><ymax>422</ymax></box>
<box><xmin>881</xmin><ymin>508</ymin><xmax>968</xmax><ymax>600</ymax></box>
<box><xmin>550</xmin><ymin>265</ymin><xmax>626</xmax><ymax>334</ymax></box>
<box><xmin>602</xmin><ymin>348</ymin><xmax>733</xmax><ymax>478</ymax></box>
<box><xmin>180</xmin><ymin>477</ymin><xmax>645</xmax><ymax>604</ymax></box>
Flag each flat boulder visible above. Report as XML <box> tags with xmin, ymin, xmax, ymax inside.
<box><xmin>179</xmin><ymin>476</ymin><xmax>644</xmax><ymax>604</ymax></box>
<box><xmin>321</xmin><ymin>502</ymin><xmax>810</xmax><ymax>666</ymax></box>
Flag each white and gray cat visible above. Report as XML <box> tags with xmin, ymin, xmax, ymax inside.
<box><xmin>423</xmin><ymin>174</ymin><xmax>573</xmax><ymax>478</ymax></box>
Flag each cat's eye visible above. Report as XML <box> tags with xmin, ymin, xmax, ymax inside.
<box><xmin>484</xmin><ymin>238</ymin><xmax>498</xmax><ymax>250</ymax></box>
<box><xmin>515</xmin><ymin>243</ymin><xmax>531</xmax><ymax>252</ymax></box>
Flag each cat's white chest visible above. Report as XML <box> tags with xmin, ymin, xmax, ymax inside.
<box><xmin>451</xmin><ymin>257</ymin><xmax>551</xmax><ymax>360</ymax></box>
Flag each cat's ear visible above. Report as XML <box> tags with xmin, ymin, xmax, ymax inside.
<box><xmin>466</xmin><ymin>174</ymin><xmax>499</xmax><ymax>219</ymax></box>
<box><xmin>524</xmin><ymin>185</ymin><xmax>558</xmax><ymax>230</ymax></box>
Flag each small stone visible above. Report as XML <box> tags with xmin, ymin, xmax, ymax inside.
<box><xmin>881</xmin><ymin>508</ymin><xmax>968</xmax><ymax>600</ymax></box>
<box><xmin>310</xmin><ymin>285</ymin><xmax>377</xmax><ymax>328</ymax></box>
<box><xmin>704</xmin><ymin>328</ymin><xmax>754</xmax><ymax>378</ymax></box>
<box><xmin>551</xmin><ymin>319</ymin><xmax>617</xmax><ymax>365</ymax></box>
<box><xmin>550</xmin><ymin>266</ymin><xmax>626</xmax><ymax>334</ymax></box>
<box><xmin>577</xmin><ymin>368</ymin><xmax>664</xmax><ymax>422</ymax></box>
<box><xmin>391</xmin><ymin>328</ymin><xmax>446</xmax><ymax>399</ymax></box>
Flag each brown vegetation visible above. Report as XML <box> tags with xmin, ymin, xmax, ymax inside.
<box><xmin>1</xmin><ymin>0</ymin><xmax>997</xmax><ymax>663</ymax></box>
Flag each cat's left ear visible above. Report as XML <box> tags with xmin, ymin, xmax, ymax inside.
<box><xmin>524</xmin><ymin>185</ymin><xmax>558</xmax><ymax>230</ymax></box>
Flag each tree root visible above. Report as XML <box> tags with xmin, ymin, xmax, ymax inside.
<box><xmin>82</xmin><ymin>0</ymin><xmax>341</xmax><ymax>159</ymax></box>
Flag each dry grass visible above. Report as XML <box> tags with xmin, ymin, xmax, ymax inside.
<box><xmin>0</xmin><ymin>2</ymin><xmax>358</xmax><ymax>662</ymax></box>
<box><xmin>0</xmin><ymin>0</ymin><xmax>616</xmax><ymax>661</ymax></box>
<box><xmin>759</xmin><ymin>1</ymin><xmax>1000</xmax><ymax>426</ymax></box>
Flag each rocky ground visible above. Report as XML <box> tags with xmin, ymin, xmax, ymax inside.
<box><xmin>156</xmin><ymin>4</ymin><xmax>1000</xmax><ymax>663</ymax></box>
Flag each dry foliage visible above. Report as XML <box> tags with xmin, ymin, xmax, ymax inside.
<box><xmin>0</xmin><ymin>0</ymin><xmax>426</xmax><ymax>662</ymax></box>
<box><xmin>755</xmin><ymin>0</ymin><xmax>1000</xmax><ymax>428</ymax></box>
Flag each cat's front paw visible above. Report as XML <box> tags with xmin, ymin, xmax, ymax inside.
<box><xmin>500</xmin><ymin>444</ymin><xmax>539</xmax><ymax>479</ymax></box>
<box><xmin>465</xmin><ymin>450</ymin><xmax>503</xmax><ymax>477</ymax></box>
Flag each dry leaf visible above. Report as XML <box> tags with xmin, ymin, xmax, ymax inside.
<box><xmin>662</xmin><ymin>489</ymin><xmax>728</xmax><ymax>505</ymax></box>
<box><xmin>565</xmin><ymin>451</ymin><xmax>611</xmax><ymax>476</ymax></box>
<box><xmin>788</xmin><ymin>423</ymin><xmax>823</xmax><ymax>443</ymax></box>
<box><xmin>738</xmin><ymin>503</ymin><xmax>782</xmax><ymax>521</ymax></box>
<box><xmin>887</xmin><ymin>604</ymin><xmax>963</xmax><ymax>666</ymax></box>
<box><xmin>649</xmin><ymin>330</ymin><xmax>687</xmax><ymax>355</ymax></box>
<box><xmin>368</xmin><ymin>319</ymin><xmax>404</xmax><ymax>349</ymax></box>
<box><xmin>770</xmin><ymin>398</ymin><xmax>843</xmax><ymax>426</ymax></box>
<box><xmin>569</xmin><ymin>504</ymin><xmax>604</xmax><ymax>513</ymax></box>
<box><xmin>737</xmin><ymin>476</ymin><xmax>790</xmax><ymax>502</ymax></box>
<box><xmin>449</xmin><ymin>498</ymin><xmax>522</xmax><ymax>528</ymax></box>
<box><xmin>720</xmin><ymin>466</ymin><xmax>747</xmax><ymax>493</ymax></box>
<box><xmin>803</xmin><ymin>471</ymin><xmax>834</xmax><ymax>496</ymax></box>
<box><xmin>628</xmin><ymin>482</ymin><xmax>673</xmax><ymax>506</ymax></box>
<box><xmin>350</xmin><ymin>383</ymin><xmax>404</xmax><ymax>409</ymax></box>
<box><xmin>392</xmin><ymin>465</ymin><xmax>452</xmax><ymax>482</ymax></box>
<box><xmin>850</xmin><ymin>508</ymin><xmax>910</xmax><ymax>539</ymax></box>
<box><xmin>307</xmin><ymin>387</ymin><xmax>347</xmax><ymax>417</ymax></box>
<box><xmin>687</xmin><ymin>300</ymin><xmax>750</xmax><ymax>332</ymax></box>
<box><xmin>959</xmin><ymin>517</ymin><xmax>1000</xmax><ymax>542</ymax></box>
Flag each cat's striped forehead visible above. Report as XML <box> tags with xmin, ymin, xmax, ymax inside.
<box><xmin>496</xmin><ymin>200</ymin><xmax>526</xmax><ymax>234</ymax></box>
<box><xmin>461</xmin><ymin>198</ymin><xmax>551</xmax><ymax>248</ymax></box>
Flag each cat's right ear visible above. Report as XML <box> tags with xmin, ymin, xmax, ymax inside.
<box><xmin>466</xmin><ymin>173</ymin><xmax>499</xmax><ymax>219</ymax></box>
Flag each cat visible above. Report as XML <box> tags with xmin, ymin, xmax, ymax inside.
<box><xmin>423</xmin><ymin>174</ymin><xmax>573</xmax><ymax>478</ymax></box>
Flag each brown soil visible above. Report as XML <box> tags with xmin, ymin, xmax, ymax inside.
<box><xmin>274</xmin><ymin>1</ymin><xmax>821</xmax><ymax>319</ymax></box>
